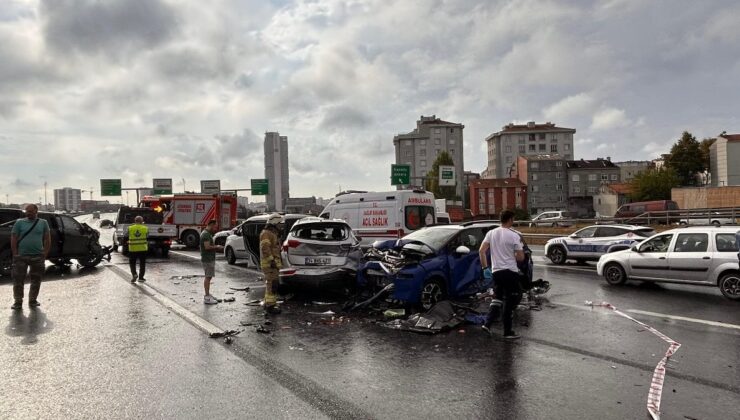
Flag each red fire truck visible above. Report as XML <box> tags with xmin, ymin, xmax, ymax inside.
<box><xmin>139</xmin><ymin>193</ymin><xmax>238</xmax><ymax>248</ymax></box>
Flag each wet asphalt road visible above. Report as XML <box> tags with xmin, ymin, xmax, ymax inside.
<box><xmin>1</xmin><ymin>220</ymin><xmax>738</xmax><ymax>419</ymax></box>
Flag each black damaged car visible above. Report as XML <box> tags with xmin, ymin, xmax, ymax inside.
<box><xmin>0</xmin><ymin>209</ymin><xmax>107</xmax><ymax>276</ymax></box>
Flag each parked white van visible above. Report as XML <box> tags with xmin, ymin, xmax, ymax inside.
<box><xmin>319</xmin><ymin>190</ymin><xmax>437</xmax><ymax>246</ymax></box>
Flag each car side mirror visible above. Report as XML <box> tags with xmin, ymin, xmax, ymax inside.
<box><xmin>631</xmin><ymin>245</ymin><xmax>640</xmax><ymax>252</ymax></box>
<box><xmin>455</xmin><ymin>245</ymin><xmax>471</xmax><ymax>255</ymax></box>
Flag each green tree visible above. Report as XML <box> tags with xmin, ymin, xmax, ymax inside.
<box><xmin>425</xmin><ymin>151</ymin><xmax>458</xmax><ymax>200</ymax></box>
<box><xmin>698</xmin><ymin>137</ymin><xmax>716</xmax><ymax>172</ymax></box>
<box><xmin>629</xmin><ymin>168</ymin><xmax>680</xmax><ymax>201</ymax></box>
<box><xmin>664</xmin><ymin>131</ymin><xmax>703</xmax><ymax>186</ymax></box>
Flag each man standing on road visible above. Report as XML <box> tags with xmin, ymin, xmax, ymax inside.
<box><xmin>128</xmin><ymin>216</ymin><xmax>148</xmax><ymax>283</ymax></box>
<box><xmin>10</xmin><ymin>204</ymin><xmax>51</xmax><ymax>310</ymax></box>
<box><xmin>478</xmin><ymin>210</ymin><xmax>525</xmax><ymax>340</ymax></box>
<box><xmin>201</xmin><ymin>220</ymin><xmax>223</xmax><ymax>304</ymax></box>
<box><xmin>260</xmin><ymin>213</ymin><xmax>283</xmax><ymax>315</ymax></box>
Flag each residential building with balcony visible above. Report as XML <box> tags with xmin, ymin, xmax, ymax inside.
<box><xmin>393</xmin><ymin>115</ymin><xmax>465</xmax><ymax>197</ymax></box>
<box><xmin>483</xmin><ymin>121</ymin><xmax>575</xmax><ymax>179</ymax></box>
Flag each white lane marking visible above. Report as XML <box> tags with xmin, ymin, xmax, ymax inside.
<box><xmin>550</xmin><ymin>301</ymin><xmax>740</xmax><ymax>331</ymax></box>
<box><xmin>170</xmin><ymin>250</ymin><xmax>206</xmax><ymax>260</ymax></box>
<box><xmin>533</xmin><ymin>263</ymin><xmax>596</xmax><ymax>273</ymax></box>
<box><xmin>169</xmin><ymin>250</ymin><xmax>264</xmax><ymax>276</ymax></box>
<box><xmin>626</xmin><ymin>309</ymin><xmax>740</xmax><ymax>331</ymax></box>
<box><xmin>107</xmin><ymin>264</ymin><xmax>225</xmax><ymax>337</ymax></box>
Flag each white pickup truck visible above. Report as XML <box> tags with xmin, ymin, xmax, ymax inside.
<box><xmin>112</xmin><ymin>207</ymin><xmax>177</xmax><ymax>257</ymax></box>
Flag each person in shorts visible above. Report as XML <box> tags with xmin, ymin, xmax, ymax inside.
<box><xmin>200</xmin><ymin>220</ymin><xmax>223</xmax><ymax>304</ymax></box>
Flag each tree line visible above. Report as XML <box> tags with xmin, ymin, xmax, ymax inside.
<box><xmin>629</xmin><ymin>131</ymin><xmax>718</xmax><ymax>201</ymax></box>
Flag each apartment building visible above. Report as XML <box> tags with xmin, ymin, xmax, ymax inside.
<box><xmin>483</xmin><ymin>121</ymin><xmax>575</xmax><ymax>179</ymax></box>
<box><xmin>469</xmin><ymin>178</ymin><xmax>527</xmax><ymax>217</ymax></box>
<box><xmin>393</xmin><ymin>115</ymin><xmax>465</xmax><ymax>198</ymax></box>
<box><xmin>567</xmin><ymin>158</ymin><xmax>621</xmax><ymax>216</ymax></box>
<box><xmin>514</xmin><ymin>155</ymin><xmax>567</xmax><ymax>215</ymax></box>
<box><xmin>613</xmin><ymin>160</ymin><xmax>654</xmax><ymax>182</ymax></box>
<box><xmin>53</xmin><ymin>187</ymin><xmax>82</xmax><ymax>212</ymax></box>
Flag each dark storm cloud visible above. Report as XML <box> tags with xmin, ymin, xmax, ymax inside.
<box><xmin>319</xmin><ymin>105</ymin><xmax>372</xmax><ymax>130</ymax></box>
<box><xmin>41</xmin><ymin>0</ymin><xmax>179</xmax><ymax>59</ymax></box>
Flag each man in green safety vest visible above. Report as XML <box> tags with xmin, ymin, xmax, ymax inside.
<box><xmin>128</xmin><ymin>216</ymin><xmax>149</xmax><ymax>283</ymax></box>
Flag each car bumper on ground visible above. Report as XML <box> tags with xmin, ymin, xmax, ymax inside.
<box><xmin>279</xmin><ymin>266</ymin><xmax>354</xmax><ymax>289</ymax></box>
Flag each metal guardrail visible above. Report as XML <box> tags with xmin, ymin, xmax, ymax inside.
<box><xmin>506</xmin><ymin>207</ymin><xmax>740</xmax><ymax>228</ymax></box>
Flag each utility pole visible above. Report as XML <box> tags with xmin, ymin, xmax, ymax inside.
<box><xmin>181</xmin><ymin>178</ymin><xmax>186</xmax><ymax>193</ymax></box>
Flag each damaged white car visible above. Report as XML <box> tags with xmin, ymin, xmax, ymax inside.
<box><xmin>279</xmin><ymin>217</ymin><xmax>363</xmax><ymax>292</ymax></box>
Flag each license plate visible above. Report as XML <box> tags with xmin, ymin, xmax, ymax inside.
<box><xmin>305</xmin><ymin>257</ymin><xmax>331</xmax><ymax>266</ymax></box>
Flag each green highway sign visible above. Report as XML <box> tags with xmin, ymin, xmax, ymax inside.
<box><xmin>439</xmin><ymin>165</ymin><xmax>456</xmax><ymax>186</ymax></box>
<box><xmin>391</xmin><ymin>164</ymin><xmax>411</xmax><ymax>185</ymax></box>
<box><xmin>152</xmin><ymin>178</ymin><xmax>173</xmax><ymax>195</ymax></box>
<box><xmin>251</xmin><ymin>179</ymin><xmax>269</xmax><ymax>195</ymax></box>
<box><xmin>100</xmin><ymin>179</ymin><xmax>122</xmax><ymax>196</ymax></box>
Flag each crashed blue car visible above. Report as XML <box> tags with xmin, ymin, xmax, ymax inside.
<box><xmin>357</xmin><ymin>222</ymin><xmax>499</xmax><ymax>310</ymax></box>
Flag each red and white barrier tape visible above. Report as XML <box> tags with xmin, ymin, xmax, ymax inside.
<box><xmin>585</xmin><ymin>301</ymin><xmax>681</xmax><ymax>420</ymax></box>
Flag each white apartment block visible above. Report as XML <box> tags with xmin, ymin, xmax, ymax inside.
<box><xmin>483</xmin><ymin>121</ymin><xmax>575</xmax><ymax>179</ymax></box>
<box><xmin>53</xmin><ymin>187</ymin><xmax>82</xmax><ymax>212</ymax></box>
<box><xmin>393</xmin><ymin>115</ymin><xmax>465</xmax><ymax>198</ymax></box>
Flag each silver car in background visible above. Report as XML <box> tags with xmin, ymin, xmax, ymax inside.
<box><xmin>597</xmin><ymin>226</ymin><xmax>740</xmax><ymax>300</ymax></box>
<box><xmin>279</xmin><ymin>217</ymin><xmax>363</xmax><ymax>292</ymax></box>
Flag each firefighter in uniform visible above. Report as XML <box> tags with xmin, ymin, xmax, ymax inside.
<box><xmin>128</xmin><ymin>216</ymin><xmax>149</xmax><ymax>282</ymax></box>
<box><xmin>260</xmin><ymin>213</ymin><xmax>283</xmax><ymax>314</ymax></box>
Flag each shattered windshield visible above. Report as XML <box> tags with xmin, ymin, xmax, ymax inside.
<box><xmin>402</xmin><ymin>226</ymin><xmax>460</xmax><ymax>251</ymax></box>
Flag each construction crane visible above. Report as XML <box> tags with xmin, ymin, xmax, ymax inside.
<box><xmin>81</xmin><ymin>187</ymin><xmax>95</xmax><ymax>200</ymax></box>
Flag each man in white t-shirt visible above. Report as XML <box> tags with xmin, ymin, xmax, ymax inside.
<box><xmin>478</xmin><ymin>210</ymin><xmax>525</xmax><ymax>339</ymax></box>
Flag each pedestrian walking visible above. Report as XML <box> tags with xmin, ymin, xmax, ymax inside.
<box><xmin>10</xmin><ymin>204</ymin><xmax>51</xmax><ymax>310</ymax></box>
<box><xmin>128</xmin><ymin>216</ymin><xmax>148</xmax><ymax>282</ymax></box>
<box><xmin>478</xmin><ymin>210</ymin><xmax>525</xmax><ymax>340</ymax></box>
<box><xmin>260</xmin><ymin>213</ymin><xmax>283</xmax><ymax>314</ymax></box>
<box><xmin>201</xmin><ymin>220</ymin><xmax>223</xmax><ymax>304</ymax></box>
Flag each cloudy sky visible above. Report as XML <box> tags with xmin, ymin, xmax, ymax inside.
<box><xmin>1</xmin><ymin>0</ymin><xmax>738</xmax><ymax>205</ymax></box>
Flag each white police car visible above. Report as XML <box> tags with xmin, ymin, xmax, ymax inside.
<box><xmin>545</xmin><ymin>225</ymin><xmax>655</xmax><ymax>265</ymax></box>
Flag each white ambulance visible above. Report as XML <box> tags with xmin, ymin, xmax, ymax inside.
<box><xmin>319</xmin><ymin>190</ymin><xmax>437</xmax><ymax>246</ymax></box>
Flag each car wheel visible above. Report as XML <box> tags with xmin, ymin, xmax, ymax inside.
<box><xmin>718</xmin><ymin>272</ymin><xmax>740</xmax><ymax>300</ymax></box>
<box><xmin>547</xmin><ymin>246</ymin><xmax>567</xmax><ymax>265</ymax></box>
<box><xmin>182</xmin><ymin>230</ymin><xmax>200</xmax><ymax>249</ymax></box>
<box><xmin>679</xmin><ymin>221</ymin><xmax>687</xmax><ymax>226</ymax></box>
<box><xmin>420</xmin><ymin>278</ymin><xmax>446</xmax><ymax>311</ymax></box>
<box><xmin>0</xmin><ymin>249</ymin><xmax>12</xmax><ymax>277</ymax></box>
<box><xmin>552</xmin><ymin>222</ymin><xmax>559</xmax><ymax>227</ymax></box>
<box><xmin>711</xmin><ymin>220</ymin><xmax>721</xmax><ymax>227</ymax></box>
<box><xmin>604</xmin><ymin>263</ymin><xmax>627</xmax><ymax>285</ymax></box>
<box><xmin>77</xmin><ymin>253</ymin><xmax>103</xmax><ymax>268</ymax></box>
<box><xmin>225</xmin><ymin>247</ymin><xmax>236</xmax><ymax>265</ymax></box>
